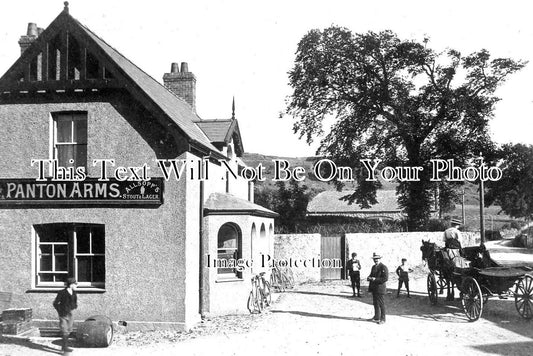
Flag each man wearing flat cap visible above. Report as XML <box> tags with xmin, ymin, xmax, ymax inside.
<box><xmin>367</xmin><ymin>252</ymin><xmax>388</xmax><ymax>324</ymax></box>
<box><xmin>53</xmin><ymin>277</ymin><xmax>78</xmax><ymax>352</ymax></box>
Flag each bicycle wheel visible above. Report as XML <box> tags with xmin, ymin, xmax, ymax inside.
<box><xmin>271</xmin><ymin>269</ymin><xmax>285</xmax><ymax>292</ymax></box>
<box><xmin>270</xmin><ymin>273</ymin><xmax>277</xmax><ymax>290</ymax></box>
<box><xmin>247</xmin><ymin>291</ymin><xmax>255</xmax><ymax>313</ymax></box>
<box><xmin>263</xmin><ymin>280</ymin><xmax>272</xmax><ymax>306</ymax></box>
<box><xmin>281</xmin><ymin>273</ymin><xmax>291</xmax><ymax>290</ymax></box>
<box><xmin>286</xmin><ymin>268</ymin><xmax>295</xmax><ymax>288</ymax></box>
<box><xmin>256</xmin><ymin>285</ymin><xmax>264</xmax><ymax>313</ymax></box>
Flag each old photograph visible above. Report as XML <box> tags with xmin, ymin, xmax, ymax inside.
<box><xmin>0</xmin><ymin>1</ymin><xmax>532</xmax><ymax>355</ymax></box>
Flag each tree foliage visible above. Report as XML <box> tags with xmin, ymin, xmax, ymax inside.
<box><xmin>486</xmin><ymin>144</ymin><xmax>533</xmax><ymax>219</ymax></box>
<box><xmin>285</xmin><ymin>27</ymin><xmax>526</xmax><ymax>230</ymax></box>
<box><xmin>254</xmin><ymin>181</ymin><xmax>316</xmax><ymax>232</ymax></box>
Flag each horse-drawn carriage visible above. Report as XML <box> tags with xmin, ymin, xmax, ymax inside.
<box><xmin>420</xmin><ymin>240</ymin><xmax>533</xmax><ymax>321</ymax></box>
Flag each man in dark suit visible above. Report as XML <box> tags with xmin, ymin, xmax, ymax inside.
<box><xmin>53</xmin><ymin>277</ymin><xmax>78</xmax><ymax>352</ymax></box>
<box><xmin>346</xmin><ymin>252</ymin><xmax>362</xmax><ymax>297</ymax></box>
<box><xmin>367</xmin><ymin>252</ymin><xmax>388</xmax><ymax>324</ymax></box>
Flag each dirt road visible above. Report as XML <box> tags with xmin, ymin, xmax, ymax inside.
<box><xmin>1</xmin><ymin>274</ymin><xmax>532</xmax><ymax>356</ymax></box>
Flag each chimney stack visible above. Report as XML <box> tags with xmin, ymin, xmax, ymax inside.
<box><xmin>19</xmin><ymin>22</ymin><xmax>40</xmax><ymax>55</ymax></box>
<box><xmin>163</xmin><ymin>62</ymin><xmax>197</xmax><ymax>113</ymax></box>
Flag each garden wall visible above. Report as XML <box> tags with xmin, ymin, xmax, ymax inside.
<box><xmin>275</xmin><ymin>231</ymin><xmax>480</xmax><ymax>284</ymax></box>
<box><xmin>345</xmin><ymin>231</ymin><xmax>479</xmax><ymax>280</ymax></box>
<box><xmin>274</xmin><ymin>234</ymin><xmax>321</xmax><ymax>283</ymax></box>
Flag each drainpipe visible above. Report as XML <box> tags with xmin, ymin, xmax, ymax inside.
<box><xmin>199</xmin><ymin>173</ymin><xmax>206</xmax><ymax>316</ymax></box>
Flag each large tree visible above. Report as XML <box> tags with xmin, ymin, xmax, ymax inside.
<box><xmin>285</xmin><ymin>27</ymin><xmax>526</xmax><ymax>230</ymax></box>
<box><xmin>486</xmin><ymin>144</ymin><xmax>533</xmax><ymax>220</ymax></box>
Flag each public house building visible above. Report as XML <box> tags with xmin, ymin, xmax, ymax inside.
<box><xmin>0</xmin><ymin>3</ymin><xmax>276</xmax><ymax>331</ymax></box>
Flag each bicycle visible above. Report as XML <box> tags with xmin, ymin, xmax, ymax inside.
<box><xmin>285</xmin><ymin>267</ymin><xmax>294</xmax><ymax>289</ymax></box>
<box><xmin>259</xmin><ymin>272</ymin><xmax>272</xmax><ymax>306</ymax></box>
<box><xmin>270</xmin><ymin>266</ymin><xmax>294</xmax><ymax>291</ymax></box>
<box><xmin>247</xmin><ymin>272</ymin><xmax>271</xmax><ymax>313</ymax></box>
<box><xmin>270</xmin><ymin>266</ymin><xmax>285</xmax><ymax>292</ymax></box>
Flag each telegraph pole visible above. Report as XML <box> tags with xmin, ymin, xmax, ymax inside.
<box><xmin>461</xmin><ymin>188</ymin><xmax>466</xmax><ymax>225</ymax></box>
<box><xmin>478</xmin><ymin>153</ymin><xmax>485</xmax><ymax>245</ymax></box>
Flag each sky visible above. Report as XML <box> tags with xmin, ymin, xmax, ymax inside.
<box><xmin>0</xmin><ymin>0</ymin><xmax>532</xmax><ymax>157</ymax></box>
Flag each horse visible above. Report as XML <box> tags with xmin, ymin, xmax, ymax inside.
<box><xmin>420</xmin><ymin>240</ymin><xmax>457</xmax><ymax>301</ymax></box>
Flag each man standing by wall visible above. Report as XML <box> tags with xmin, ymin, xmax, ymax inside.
<box><xmin>367</xmin><ymin>253</ymin><xmax>388</xmax><ymax>324</ymax></box>
<box><xmin>346</xmin><ymin>252</ymin><xmax>362</xmax><ymax>297</ymax></box>
<box><xmin>53</xmin><ymin>277</ymin><xmax>78</xmax><ymax>352</ymax></box>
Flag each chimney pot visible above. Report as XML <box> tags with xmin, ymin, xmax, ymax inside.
<box><xmin>27</xmin><ymin>23</ymin><xmax>38</xmax><ymax>37</ymax></box>
<box><xmin>163</xmin><ymin>62</ymin><xmax>196</xmax><ymax>113</ymax></box>
<box><xmin>37</xmin><ymin>27</ymin><xmax>44</xmax><ymax>36</ymax></box>
<box><xmin>19</xmin><ymin>23</ymin><xmax>39</xmax><ymax>55</ymax></box>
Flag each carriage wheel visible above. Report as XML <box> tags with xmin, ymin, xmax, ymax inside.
<box><xmin>461</xmin><ymin>277</ymin><xmax>483</xmax><ymax>322</ymax></box>
<box><xmin>515</xmin><ymin>274</ymin><xmax>533</xmax><ymax>319</ymax></box>
<box><xmin>427</xmin><ymin>273</ymin><xmax>438</xmax><ymax>305</ymax></box>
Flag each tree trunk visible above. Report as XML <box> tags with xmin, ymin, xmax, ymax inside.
<box><xmin>403</xmin><ymin>141</ymin><xmax>432</xmax><ymax>231</ymax></box>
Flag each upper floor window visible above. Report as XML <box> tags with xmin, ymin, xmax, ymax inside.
<box><xmin>52</xmin><ymin>112</ymin><xmax>87</xmax><ymax>169</ymax></box>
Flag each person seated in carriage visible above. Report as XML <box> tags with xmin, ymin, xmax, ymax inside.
<box><xmin>442</xmin><ymin>218</ymin><xmax>470</xmax><ymax>268</ymax></box>
<box><xmin>443</xmin><ymin>218</ymin><xmax>463</xmax><ymax>251</ymax></box>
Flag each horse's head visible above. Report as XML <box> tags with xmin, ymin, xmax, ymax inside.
<box><xmin>420</xmin><ymin>239</ymin><xmax>436</xmax><ymax>261</ymax></box>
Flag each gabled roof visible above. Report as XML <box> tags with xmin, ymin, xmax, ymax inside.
<box><xmin>307</xmin><ymin>190</ymin><xmax>404</xmax><ymax>219</ymax></box>
<box><xmin>204</xmin><ymin>192</ymin><xmax>278</xmax><ymax>218</ymax></box>
<box><xmin>0</xmin><ymin>5</ymin><xmax>224</xmax><ymax>159</ymax></box>
<box><xmin>195</xmin><ymin>118</ymin><xmax>244</xmax><ymax>156</ymax></box>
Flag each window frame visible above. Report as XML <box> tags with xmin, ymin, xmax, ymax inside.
<box><xmin>216</xmin><ymin>223</ymin><xmax>242</xmax><ymax>279</ymax></box>
<box><xmin>51</xmin><ymin>111</ymin><xmax>88</xmax><ymax>170</ymax></box>
<box><xmin>34</xmin><ymin>223</ymin><xmax>105</xmax><ymax>289</ymax></box>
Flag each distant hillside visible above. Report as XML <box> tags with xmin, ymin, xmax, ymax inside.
<box><xmin>241</xmin><ymin>152</ymin><xmax>397</xmax><ymax>192</ymax></box>
<box><xmin>242</xmin><ymin>152</ymin><xmax>521</xmax><ymax>230</ymax></box>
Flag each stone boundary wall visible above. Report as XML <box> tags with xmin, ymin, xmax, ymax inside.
<box><xmin>275</xmin><ymin>232</ymin><xmax>480</xmax><ymax>284</ymax></box>
<box><xmin>345</xmin><ymin>231</ymin><xmax>480</xmax><ymax>279</ymax></box>
<box><xmin>274</xmin><ymin>234</ymin><xmax>321</xmax><ymax>283</ymax></box>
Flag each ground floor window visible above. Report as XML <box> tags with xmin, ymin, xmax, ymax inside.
<box><xmin>34</xmin><ymin>223</ymin><xmax>105</xmax><ymax>288</ymax></box>
<box><xmin>217</xmin><ymin>223</ymin><xmax>241</xmax><ymax>278</ymax></box>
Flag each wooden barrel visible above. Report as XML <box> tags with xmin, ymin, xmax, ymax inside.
<box><xmin>76</xmin><ymin>315</ymin><xmax>113</xmax><ymax>347</ymax></box>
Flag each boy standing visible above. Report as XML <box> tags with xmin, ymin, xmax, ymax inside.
<box><xmin>346</xmin><ymin>252</ymin><xmax>362</xmax><ymax>297</ymax></box>
<box><xmin>396</xmin><ymin>258</ymin><xmax>413</xmax><ymax>298</ymax></box>
<box><xmin>53</xmin><ymin>277</ymin><xmax>78</xmax><ymax>352</ymax></box>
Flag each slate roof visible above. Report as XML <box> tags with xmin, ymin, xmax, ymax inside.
<box><xmin>307</xmin><ymin>190</ymin><xmax>404</xmax><ymax>219</ymax></box>
<box><xmin>195</xmin><ymin>119</ymin><xmax>244</xmax><ymax>156</ymax></box>
<box><xmin>73</xmin><ymin>18</ymin><xmax>222</xmax><ymax>156</ymax></box>
<box><xmin>195</xmin><ymin>120</ymin><xmax>234</xmax><ymax>143</ymax></box>
<box><xmin>0</xmin><ymin>7</ymin><xmax>223</xmax><ymax>158</ymax></box>
<box><xmin>204</xmin><ymin>192</ymin><xmax>278</xmax><ymax>218</ymax></box>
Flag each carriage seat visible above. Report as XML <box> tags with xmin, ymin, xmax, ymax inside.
<box><xmin>443</xmin><ymin>248</ymin><xmax>470</xmax><ymax>269</ymax></box>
